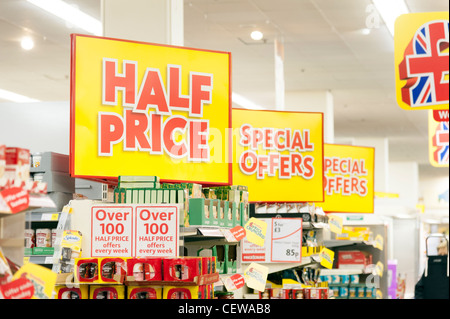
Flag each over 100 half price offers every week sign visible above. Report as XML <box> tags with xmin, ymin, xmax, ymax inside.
<box><xmin>70</xmin><ymin>34</ymin><xmax>231</xmax><ymax>185</ymax></box>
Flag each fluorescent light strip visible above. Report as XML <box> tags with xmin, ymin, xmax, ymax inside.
<box><xmin>27</xmin><ymin>0</ymin><xmax>102</xmax><ymax>36</ymax></box>
<box><xmin>0</xmin><ymin>89</ymin><xmax>40</xmax><ymax>103</ymax></box>
<box><xmin>373</xmin><ymin>0</ymin><xmax>409</xmax><ymax>37</ymax></box>
<box><xmin>232</xmin><ymin>92</ymin><xmax>266</xmax><ymax>110</ymax></box>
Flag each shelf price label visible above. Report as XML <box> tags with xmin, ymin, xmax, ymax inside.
<box><xmin>134</xmin><ymin>205</ymin><xmax>178</xmax><ymax>257</ymax></box>
<box><xmin>91</xmin><ymin>206</ymin><xmax>133</xmax><ymax>257</ymax></box>
<box><xmin>270</xmin><ymin>218</ymin><xmax>302</xmax><ymax>263</ymax></box>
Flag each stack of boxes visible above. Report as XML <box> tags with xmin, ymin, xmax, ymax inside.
<box><xmin>55</xmin><ymin>256</ymin><xmax>217</xmax><ymax>299</ymax></box>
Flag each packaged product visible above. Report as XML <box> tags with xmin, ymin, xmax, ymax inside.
<box><xmin>4</xmin><ymin>147</ymin><xmax>30</xmax><ymax>183</ymax></box>
<box><xmin>163</xmin><ymin>285</ymin><xmax>201</xmax><ymax>299</ymax></box>
<box><xmin>163</xmin><ymin>257</ymin><xmax>202</xmax><ymax>282</ymax></box>
<box><xmin>126</xmin><ymin>257</ymin><xmax>163</xmax><ymax>281</ymax></box>
<box><xmin>55</xmin><ymin>285</ymin><xmax>89</xmax><ymax>299</ymax></box>
<box><xmin>90</xmin><ymin>285</ymin><xmax>125</xmax><ymax>299</ymax></box>
<box><xmin>127</xmin><ymin>285</ymin><xmax>162</xmax><ymax>299</ymax></box>
<box><xmin>99</xmin><ymin>257</ymin><xmax>128</xmax><ymax>283</ymax></box>
<box><xmin>75</xmin><ymin>258</ymin><xmax>99</xmax><ymax>283</ymax></box>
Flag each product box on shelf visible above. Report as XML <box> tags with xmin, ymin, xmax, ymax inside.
<box><xmin>55</xmin><ymin>285</ymin><xmax>89</xmax><ymax>299</ymax></box>
<box><xmin>337</xmin><ymin>250</ymin><xmax>372</xmax><ymax>270</ymax></box>
<box><xmin>127</xmin><ymin>285</ymin><xmax>163</xmax><ymax>299</ymax></box>
<box><xmin>74</xmin><ymin>258</ymin><xmax>99</xmax><ymax>283</ymax></box>
<box><xmin>163</xmin><ymin>285</ymin><xmax>204</xmax><ymax>299</ymax></box>
<box><xmin>98</xmin><ymin>257</ymin><xmax>128</xmax><ymax>284</ymax></box>
<box><xmin>163</xmin><ymin>257</ymin><xmax>202</xmax><ymax>282</ymax></box>
<box><xmin>126</xmin><ymin>257</ymin><xmax>163</xmax><ymax>282</ymax></box>
<box><xmin>89</xmin><ymin>285</ymin><xmax>125</xmax><ymax>299</ymax></box>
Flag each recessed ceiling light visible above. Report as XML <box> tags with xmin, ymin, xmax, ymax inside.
<box><xmin>21</xmin><ymin>36</ymin><xmax>34</xmax><ymax>50</ymax></box>
<box><xmin>250</xmin><ymin>30</ymin><xmax>264</xmax><ymax>41</ymax></box>
<box><xmin>361</xmin><ymin>28</ymin><xmax>371</xmax><ymax>35</ymax></box>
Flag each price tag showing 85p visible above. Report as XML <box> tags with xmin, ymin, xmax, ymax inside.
<box><xmin>270</xmin><ymin>218</ymin><xmax>302</xmax><ymax>263</ymax></box>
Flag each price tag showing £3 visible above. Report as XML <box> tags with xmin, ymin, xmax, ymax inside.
<box><xmin>270</xmin><ymin>218</ymin><xmax>302</xmax><ymax>263</ymax></box>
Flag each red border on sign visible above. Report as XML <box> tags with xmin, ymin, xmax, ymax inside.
<box><xmin>90</xmin><ymin>205</ymin><xmax>134</xmax><ymax>257</ymax></box>
<box><xmin>70</xmin><ymin>33</ymin><xmax>232</xmax><ymax>186</ymax></box>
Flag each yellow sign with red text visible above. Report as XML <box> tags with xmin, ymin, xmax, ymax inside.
<box><xmin>231</xmin><ymin>109</ymin><xmax>324</xmax><ymax>202</ymax></box>
<box><xmin>70</xmin><ymin>34</ymin><xmax>231</xmax><ymax>184</ymax></box>
<box><xmin>394</xmin><ymin>12</ymin><xmax>449</xmax><ymax>111</ymax></box>
<box><xmin>319</xmin><ymin>144</ymin><xmax>375</xmax><ymax>214</ymax></box>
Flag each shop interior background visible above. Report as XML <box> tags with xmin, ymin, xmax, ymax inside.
<box><xmin>0</xmin><ymin>0</ymin><xmax>448</xmax><ymax>298</ymax></box>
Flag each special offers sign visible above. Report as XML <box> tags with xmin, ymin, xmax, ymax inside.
<box><xmin>232</xmin><ymin>109</ymin><xmax>324</xmax><ymax>202</ymax></box>
<box><xmin>70</xmin><ymin>34</ymin><xmax>231</xmax><ymax>184</ymax></box>
<box><xmin>320</xmin><ymin>144</ymin><xmax>375</xmax><ymax>214</ymax></box>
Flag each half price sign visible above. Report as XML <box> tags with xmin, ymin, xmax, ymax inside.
<box><xmin>90</xmin><ymin>204</ymin><xmax>179</xmax><ymax>258</ymax></box>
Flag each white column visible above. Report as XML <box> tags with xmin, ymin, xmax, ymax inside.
<box><xmin>285</xmin><ymin>90</ymin><xmax>335</xmax><ymax>143</ymax></box>
<box><xmin>101</xmin><ymin>0</ymin><xmax>184</xmax><ymax>46</ymax></box>
<box><xmin>353</xmin><ymin>137</ymin><xmax>389</xmax><ymax>193</ymax></box>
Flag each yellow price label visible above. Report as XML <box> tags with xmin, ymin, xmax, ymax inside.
<box><xmin>319</xmin><ymin>247</ymin><xmax>335</xmax><ymax>269</ymax></box>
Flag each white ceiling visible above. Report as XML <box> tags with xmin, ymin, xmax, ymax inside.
<box><xmin>0</xmin><ymin>0</ymin><xmax>448</xmax><ymax>181</ymax></box>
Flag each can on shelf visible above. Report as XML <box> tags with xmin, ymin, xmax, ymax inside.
<box><xmin>36</xmin><ymin>228</ymin><xmax>52</xmax><ymax>247</ymax></box>
<box><xmin>24</xmin><ymin>229</ymin><xmax>35</xmax><ymax>248</ymax></box>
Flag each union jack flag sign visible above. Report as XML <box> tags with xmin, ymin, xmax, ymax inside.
<box><xmin>395</xmin><ymin>12</ymin><xmax>449</xmax><ymax>111</ymax></box>
<box><xmin>429</xmin><ymin>110</ymin><xmax>449</xmax><ymax>167</ymax></box>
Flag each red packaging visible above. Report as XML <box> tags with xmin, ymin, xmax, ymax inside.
<box><xmin>163</xmin><ymin>257</ymin><xmax>202</xmax><ymax>282</ymax></box>
<box><xmin>91</xmin><ymin>286</ymin><xmax>119</xmax><ymax>299</ymax></box>
<box><xmin>99</xmin><ymin>257</ymin><xmax>127</xmax><ymax>283</ymax></box>
<box><xmin>126</xmin><ymin>257</ymin><xmax>163</xmax><ymax>281</ymax></box>
<box><xmin>56</xmin><ymin>287</ymin><xmax>84</xmax><ymax>299</ymax></box>
<box><xmin>128</xmin><ymin>287</ymin><xmax>160</xmax><ymax>299</ymax></box>
<box><xmin>5</xmin><ymin>147</ymin><xmax>30</xmax><ymax>182</ymax></box>
<box><xmin>337</xmin><ymin>251</ymin><xmax>372</xmax><ymax>269</ymax></box>
<box><xmin>304</xmin><ymin>287</ymin><xmax>329</xmax><ymax>299</ymax></box>
<box><xmin>75</xmin><ymin>258</ymin><xmax>99</xmax><ymax>283</ymax></box>
<box><xmin>201</xmin><ymin>257</ymin><xmax>212</xmax><ymax>275</ymax></box>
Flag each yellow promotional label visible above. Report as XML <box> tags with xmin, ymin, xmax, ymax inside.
<box><xmin>428</xmin><ymin>110</ymin><xmax>449</xmax><ymax>167</ymax></box>
<box><xmin>232</xmin><ymin>109</ymin><xmax>324</xmax><ymax>202</ymax></box>
<box><xmin>70</xmin><ymin>34</ymin><xmax>231</xmax><ymax>184</ymax></box>
<box><xmin>319</xmin><ymin>144</ymin><xmax>375</xmax><ymax>214</ymax></box>
<box><xmin>328</xmin><ymin>214</ymin><xmax>343</xmax><ymax>234</ymax></box>
<box><xmin>375</xmin><ymin>261</ymin><xmax>384</xmax><ymax>277</ymax></box>
<box><xmin>374</xmin><ymin>234</ymin><xmax>384</xmax><ymax>251</ymax></box>
<box><xmin>12</xmin><ymin>263</ymin><xmax>57</xmax><ymax>299</ymax></box>
<box><xmin>244</xmin><ymin>217</ymin><xmax>267</xmax><ymax>247</ymax></box>
<box><xmin>394</xmin><ymin>12</ymin><xmax>449</xmax><ymax>111</ymax></box>
<box><xmin>319</xmin><ymin>247</ymin><xmax>335</xmax><ymax>269</ymax></box>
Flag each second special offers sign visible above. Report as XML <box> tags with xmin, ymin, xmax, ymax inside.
<box><xmin>232</xmin><ymin>109</ymin><xmax>324</xmax><ymax>202</ymax></box>
<box><xmin>70</xmin><ymin>34</ymin><xmax>231</xmax><ymax>184</ymax></box>
<box><xmin>320</xmin><ymin>144</ymin><xmax>375</xmax><ymax>214</ymax></box>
